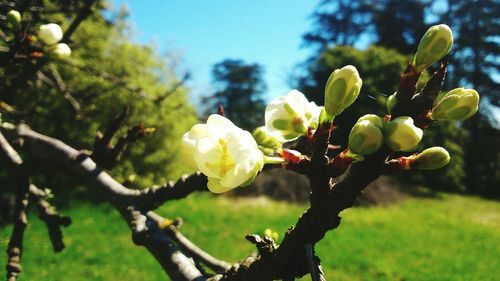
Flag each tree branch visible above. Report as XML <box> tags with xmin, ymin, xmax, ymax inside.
<box><xmin>147</xmin><ymin>211</ymin><xmax>232</xmax><ymax>274</ymax></box>
<box><xmin>0</xmin><ymin>131</ymin><xmax>30</xmax><ymax>281</ymax></box>
<box><xmin>1</xmin><ymin>122</ymin><xmax>212</xmax><ymax>281</ymax></box>
<box><xmin>29</xmin><ymin>184</ymin><xmax>72</xmax><ymax>252</ymax></box>
<box><xmin>135</xmin><ymin>172</ymin><xmax>208</xmax><ymax>211</ymax></box>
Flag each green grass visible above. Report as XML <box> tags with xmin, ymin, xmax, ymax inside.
<box><xmin>1</xmin><ymin>193</ymin><xmax>500</xmax><ymax>280</ymax></box>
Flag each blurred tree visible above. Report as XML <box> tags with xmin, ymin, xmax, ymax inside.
<box><xmin>0</xmin><ymin>2</ymin><xmax>197</xmax><ymax>201</ymax></box>
<box><xmin>371</xmin><ymin>0</ymin><xmax>429</xmax><ymax>54</ymax></box>
<box><xmin>303</xmin><ymin>0</ymin><xmax>372</xmax><ymax>51</ymax></box>
<box><xmin>303</xmin><ymin>0</ymin><xmax>429</xmax><ymax>54</ymax></box>
<box><xmin>203</xmin><ymin>59</ymin><xmax>267</xmax><ymax>131</ymax></box>
<box><xmin>434</xmin><ymin>0</ymin><xmax>500</xmax><ymax>197</ymax></box>
<box><xmin>437</xmin><ymin>0</ymin><xmax>499</xmax><ymax>105</ymax></box>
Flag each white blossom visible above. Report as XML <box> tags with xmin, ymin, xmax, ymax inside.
<box><xmin>181</xmin><ymin>114</ymin><xmax>264</xmax><ymax>193</ymax></box>
<box><xmin>265</xmin><ymin>90</ymin><xmax>322</xmax><ymax>141</ymax></box>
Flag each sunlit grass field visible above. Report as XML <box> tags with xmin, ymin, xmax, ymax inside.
<box><xmin>1</xmin><ymin>193</ymin><xmax>499</xmax><ymax>280</ymax></box>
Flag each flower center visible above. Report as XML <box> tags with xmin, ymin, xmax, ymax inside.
<box><xmin>217</xmin><ymin>138</ymin><xmax>235</xmax><ymax>176</ymax></box>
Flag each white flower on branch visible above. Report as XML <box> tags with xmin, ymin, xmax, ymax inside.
<box><xmin>265</xmin><ymin>90</ymin><xmax>322</xmax><ymax>141</ymax></box>
<box><xmin>181</xmin><ymin>114</ymin><xmax>264</xmax><ymax>193</ymax></box>
<box><xmin>37</xmin><ymin>23</ymin><xmax>63</xmax><ymax>45</ymax></box>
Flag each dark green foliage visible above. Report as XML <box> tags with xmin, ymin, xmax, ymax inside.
<box><xmin>303</xmin><ymin>0</ymin><xmax>372</xmax><ymax>50</ymax></box>
<box><xmin>463</xmin><ymin>113</ymin><xmax>500</xmax><ymax>198</ymax></box>
<box><xmin>371</xmin><ymin>0</ymin><xmax>429</xmax><ymax>54</ymax></box>
<box><xmin>410</xmin><ymin>120</ymin><xmax>467</xmax><ymax>192</ymax></box>
<box><xmin>204</xmin><ymin>59</ymin><xmax>267</xmax><ymax>131</ymax></box>
<box><xmin>0</xmin><ymin>5</ymin><xmax>197</xmax><ymax>198</ymax></box>
<box><xmin>438</xmin><ymin>0</ymin><xmax>499</xmax><ymax>105</ymax></box>
<box><xmin>303</xmin><ymin>0</ymin><xmax>429</xmax><ymax>54</ymax></box>
<box><xmin>302</xmin><ymin>0</ymin><xmax>499</xmax><ymax>197</ymax></box>
<box><xmin>431</xmin><ymin>0</ymin><xmax>500</xmax><ymax>197</ymax></box>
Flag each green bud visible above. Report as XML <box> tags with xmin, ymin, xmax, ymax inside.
<box><xmin>414</xmin><ymin>24</ymin><xmax>453</xmax><ymax>71</ymax></box>
<box><xmin>348</xmin><ymin>118</ymin><xmax>383</xmax><ymax>156</ymax></box>
<box><xmin>253</xmin><ymin>126</ymin><xmax>281</xmax><ymax>147</ymax></box>
<box><xmin>430</xmin><ymin>88</ymin><xmax>479</xmax><ymax>121</ymax></box>
<box><xmin>324</xmin><ymin>65</ymin><xmax>362</xmax><ymax>118</ymax></box>
<box><xmin>386</xmin><ymin>92</ymin><xmax>396</xmax><ymax>114</ymax></box>
<box><xmin>7</xmin><ymin>10</ymin><xmax>21</xmax><ymax>28</ymax></box>
<box><xmin>264</xmin><ymin>228</ymin><xmax>279</xmax><ymax>241</ymax></box>
<box><xmin>356</xmin><ymin>114</ymin><xmax>385</xmax><ymax>129</ymax></box>
<box><xmin>384</xmin><ymin>116</ymin><xmax>423</xmax><ymax>152</ymax></box>
<box><xmin>411</xmin><ymin>146</ymin><xmax>450</xmax><ymax>170</ymax></box>
<box><xmin>49</xmin><ymin>43</ymin><xmax>71</xmax><ymax>58</ymax></box>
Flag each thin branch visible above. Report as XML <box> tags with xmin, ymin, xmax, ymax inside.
<box><xmin>61</xmin><ymin>1</ymin><xmax>97</xmax><ymax>43</ymax></box>
<box><xmin>0</xmin><ymin>131</ymin><xmax>30</xmax><ymax>281</ymax></box>
<box><xmin>0</xmin><ymin>130</ymin><xmax>22</xmax><ymax>165</ymax></box>
<box><xmin>5</xmin><ymin>178</ymin><xmax>29</xmax><ymax>281</ymax></box>
<box><xmin>48</xmin><ymin>63</ymin><xmax>82</xmax><ymax>113</ymax></box>
<box><xmin>135</xmin><ymin>172</ymin><xmax>208</xmax><ymax>211</ymax></box>
<box><xmin>29</xmin><ymin>184</ymin><xmax>72</xmax><ymax>252</ymax></box>
<box><xmin>147</xmin><ymin>211</ymin><xmax>232</xmax><ymax>273</ymax></box>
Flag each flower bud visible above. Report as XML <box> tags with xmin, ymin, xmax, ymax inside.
<box><xmin>348</xmin><ymin>115</ymin><xmax>384</xmax><ymax>156</ymax></box>
<box><xmin>253</xmin><ymin>126</ymin><xmax>281</xmax><ymax>147</ymax></box>
<box><xmin>411</xmin><ymin>146</ymin><xmax>450</xmax><ymax>170</ymax></box>
<box><xmin>430</xmin><ymin>88</ymin><xmax>479</xmax><ymax>121</ymax></box>
<box><xmin>384</xmin><ymin>117</ymin><xmax>423</xmax><ymax>152</ymax></box>
<box><xmin>253</xmin><ymin>127</ymin><xmax>283</xmax><ymax>156</ymax></box>
<box><xmin>264</xmin><ymin>228</ymin><xmax>279</xmax><ymax>241</ymax></box>
<box><xmin>7</xmin><ymin>10</ymin><xmax>21</xmax><ymax>28</ymax></box>
<box><xmin>49</xmin><ymin>43</ymin><xmax>71</xmax><ymax>58</ymax></box>
<box><xmin>37</xmin><ymin>23</ymin><xmax>63</xmax><ymax>45</ymax></box>
<box><xmin>356</xmin><ymin>114</ymin><xmax>384</xmax><ymax>129</ymax></box>
<box><xmin>414</xmin><ymin>24</ymin><xmax>453</xmax><ymax>71</ymax></box>
<box><xmin>324</xmin><ymin>65</ymin><xmax>362</xmax><ymax>117</ymax></box>
<box><xmin>386</xmin><ymin>92</ymin><xmax>396</xmax><ymax>114</ymax></box>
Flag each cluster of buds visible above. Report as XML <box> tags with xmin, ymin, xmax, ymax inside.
<box><xmin>37</xmin><ymin>23</ymin><xmax>71</xmax><ymax>58</ymax></box>
<box><xmin>4</xmin><ymin>10</ymin><xmax>71</xmax><ymax>58</ymax></box>
<box><xmin>348</xmin><ymin>115</ymin><xmax>423</xmax><ymax>156</ymax></box>
<box><xmin>181</xmin><ymin>23</ymin><xmax>481</xmax><ymax>193</ymax></box>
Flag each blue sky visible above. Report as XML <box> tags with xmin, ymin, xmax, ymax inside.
<box><xmin>110</xmin><ymin>0</ymin><xmax>321</xmax><ymax>103</ymax></box>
